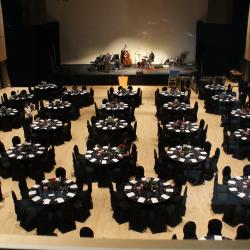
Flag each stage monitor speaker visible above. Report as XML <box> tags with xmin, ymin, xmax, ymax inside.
<box><xmin>5</xmin><ymin>21</ymin><xmax>60</xmax><ymax>86</ymax></box>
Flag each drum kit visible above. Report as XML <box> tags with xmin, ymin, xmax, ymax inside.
<box><xmin>136</xmin><ymin>52</ymin><xmax>150</xmax><ymax>69</ymax></box>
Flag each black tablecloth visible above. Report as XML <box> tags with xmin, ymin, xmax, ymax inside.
<box><xmin>45</xmin><ymin>101</ymin><xmax>72</xmax><ymax>120</ymax></box>
<box><xmin>227</xmin><ymin>176</ymin><xmax>250</xmax><ymax>202</ymax></box>
<box><xmin>8</xmin><ymin>93</ymin><xmax>35</xmax><ymax>110</ymax></box>
<box><xmin>29</xmin><ymin>179</ymin><xmax>78</xmax><ymax>206</ymax></box>
<box><xmin>234</xmin><ymin>129</ymin><xmax>250</xmax><ymax>143</ymax></box>
<box><xmin>124</xmin><ymin>178</ymin><xmax>174</xmax><ymax>205</ymax></box>
<box><xmin>0</xmin><ymin>107</ymin><xmax>19</xmax><ymax>130</ymax></box>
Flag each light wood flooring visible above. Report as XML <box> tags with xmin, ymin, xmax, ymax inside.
<box><xmin>0</xmin><ymin>85</ymin><xmax>249</xmax><ymax>241</ymax></box>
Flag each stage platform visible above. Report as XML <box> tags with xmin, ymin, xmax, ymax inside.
<box><xmin>53</xmin><ymin>64</ymin><xmax>198</xmax><ymax>85</ymax></box>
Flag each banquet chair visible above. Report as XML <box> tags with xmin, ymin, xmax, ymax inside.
<box><xmin>18</xmin><ymin>179</ymin><xmax>29</xmax><ymax>199</ymax></box>
<box><xmin>102</xmin><ymin>99</ymin><xmax>108</xmax><ymax>104</ymax></box>
<box><xmin>206</xmin><ymin>219</ymin><xmax>223</xmax><ymax>238</ymax></box>
<box><xmin>72</xmin><ymin>197</ymin><xmax>91</xmax><ymax>223</ymax></box>
<box><xmin>62</xmin><ymin>121</ymin><xmax>72</xmax><ymax>142</ymax></box>
<box><xmin>55</xmin><ymin>167</ymin><xmax>66</xmax><ymax>180</ymax></box>
<box><xmin>222</xmin><ymin>166</ymin><xmax>231</xmax><ymax>185</ymax></box>
<box><xmin>148</xmin><ymin>205</ymin><xmax>167</xmax><ymax>234</ymax></box>
<box><xmin>12</xmin><ymin>136</ymin><xmax>21</xmax><ymax>147</ymax></box>
<box><xmin>46</xmin><ymin>146</ymin><xmax>56</xmax><ymax>172</ymax></box>
<box><xmin>243</xmin><ymin>165</ymin><xmax>250</xmax><ymax>176</ymax></box>
<box><xmin>130</xmin><ymin>121</ymin><xmax>137</xmax><ymax>141</ymax></box>
<box><xmin>135</xmin><ymin>166</ymin><xmax>144</xmax><ymax>179</ymax></box>
<box><xmin>183</xmin><ymin>221</ymin><xmax>198</xmax><ymax>239</ymax></box>
<box><xmin>235</xmin><ymin>225</ymin><xmax>250</xmax><ymax>240</ymax></box>
<box><xmin>11</xmin><ymin>161</ymin><xmax>27</xmax><ymax>181</ymax></box>
<box><xmin>109</xmin><ymin>182</ymin><xmax>126</xmax><ymax>210</ymax></box>
<box><xmin>172</xmin><ymin>234</ymin><xmax>177</xmax><ymax>240</ymax></box>
<box><xmin>198</xmin><ymin>119</ymin><xmax>205</xmax><ymax>131</ymax></box>
<box><xmin>0</xmin><ymin>155</ymin><xmax>12</xmax><ymax>178</ymax></box>
<box><xmin>222</xmin><ymin>205</ymin><xmax>244</xmax><ymax>227</ymax></box>
<box><xmin>80</xmin><ymin>227</ymin><xmax>94</xmax><ymax>238</ymax></box>
<box><xmin>165</xmin><ymin>203</ymin><xmax>182</xmax><ymax>227</ymax></box>
<box><xmin>211</xmin><ymin>174</ymin><xmax>228</xmax><ymax>214</ymax></box>
<box><xmin>129</xmin><ymin>204</ymin><xmax>147</xmax><ymax>232</ymax></box>
<box><xmin>204</xmin><ymin>141</ymin><xmax>212</xmax><ymax>156</ymax></box>
<box><xmin>77</xmin><ymin>183</ymin><xmax>93</xmax><ymax>210</ymax></box>
<box><xmin>2</xmin><ymin>93</ymin><xmax>8</xmax><ymax>104</ymax></box>
<box><xmin>113</xmin><ymin>199</ymin><xmax>130</xmax><ymax>224</ymax></box>
<box><xmin>56</xmin><ymin>203</ymin><xmax>76</xmax><ymax>233</ymax></box>
<box><xmin>36</xmin><ymin>208</ymin><xmax>56</xmax><ymax>235</ymax></box>
<box><xmin>87</xmin><ymin>138</ymin><xmax>95</xmax><ymax>150</ymax></box>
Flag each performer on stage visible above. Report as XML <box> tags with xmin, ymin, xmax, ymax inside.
<box><xmin>120</xmin><ymin>45</ymin><xmax>127</xmax><ymax>65</ymax></box>
<box><xmin>148</xmin><ymin>51</ymin><xmax>155</xmax><ymax>65</ymax></box>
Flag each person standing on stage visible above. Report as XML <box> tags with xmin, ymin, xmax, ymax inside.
<box><xmin>120</xmin><ymin>45</ymin><xmax>127</xmax><ymax>65</ymax></box>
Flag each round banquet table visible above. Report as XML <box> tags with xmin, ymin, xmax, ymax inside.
<box><xmin>231</xmin><ymin>109</ymin><xmax>250</xmax><ymax>129</ymax></box>
<box><xmin>0</xmin><ymin>107</ymin><xmax>19</xmax><ymax>131</ymax></box>
<box><xmin>34</xmin><ymin>82</ymin><xmax>58</xmax><ymax>99</ymax></box>
<box><xmin>227</xmin><ymin>176</ymin><xmax>250</xmax><ymax>203</ymax></box>
<box><xmin>8</xmin><ymin>93</ymin><xmax>35</xmax><ymax>110</ymax></box>
<box><xmin>234</xmin><ymin>129</ymin><xmax>250</xmax><ymax>143</ymax></box>
<box><xmin>6</xmin><ymin>143</ymin><xmax>46</xmax><ymax>160</ymax></box>
<box><xmin>44</xmin><ymin>100</ymin><xmax>72</xmax><ymax>121</ymax></box>
<box><xmin>63</xmin><ymin>89</ymin><xmax>90</xmax><ymax>107</ymax></box>
<box><xmin>204</xmin><ymin>84</ymin><xmax>225</xmax><ymax>92</ymax></box>
<box><xmin>166</xmin><ymin>145</ymin><xmax>208</xmax><ymax>165</ymax></box>
<box><xmin>158</xmin><ymin>90</ymin><xmax>185</xmax><ymax>103</ymax></box>
<box><xmin>85</xmin><ymin>145</ymin><xmax>128</xmax><ymax>187</ymax></box>
<box><xmin>165</xmin><ymin>121</ymin><xmax>198</xmax><ymax>135</ymax></box>
<box><xmin>163</xmin><ymin>102</ymin><xmax>191</xmax><ymax>111</ymax></box>
<box><xmin>29</xmin><ymin>179</ymin><xmax>78</xmax><ymax>206</ymax></box>
<box><xmin>85</xmin><ymin>145</ymin><xmax>126</xmax><ymax>166</ymax></box>
<box><xmin>94</xmin><ymin>118</ymin><xmax>128</xmax><ymax>134</ymax></box>
<box><xmin>160</xmin><ymin>102</ymin><xmax>191</xmax><ymax>122</ymax></box>
<box><xmin>113</xmin><ymin>89</ymin><xmax>137</xmax><ymax>98</ymax></box>
<box><xmin>211</xmin><ymin>93</ymin><xmax>237</xmax><ymax>103</ymax></box>
<box><xmin>31</xmin><ymin>119</ymin><xmax>63</xmax><ymax>145</ymax></box>
<box><xmin>210</xmin><ymin>93</ymin><xmax>238</xmax><ymax>115</ymax></box>
<box><xmin>101</xmin><ymin>101</ymin><xmax>129</xmax><ymax>118</ymax></box>
<box><xmin>124</xmin><ymin>177</ymin><xmax>174</xmax><ymax>205</ymax></box>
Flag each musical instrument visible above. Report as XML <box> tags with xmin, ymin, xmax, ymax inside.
<box><xmin>123</xmin><ymin>51</ymin><xmax>132</xmax><ymax>66</ymax></box>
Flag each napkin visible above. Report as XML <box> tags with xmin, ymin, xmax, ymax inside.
<box><xmin>32</xmin><ymin>185</ymin><xmax>40</xmax><ymax>189</ymax></box>
<box><xmin>129</xmin><ymin>180</ymin><xmax>137</xmax><ymax>184</ymax></box>
<box><xmin>151</xmin><ymin>198</ymin><xmax>158</xmax><ymax>203</ymax></box>
<box><xmin>70</xmin><ymin>184</ymin><xmax>78</xmax><ymax>189</ymax></box>
<box><xmin>190</xmin><ymin>159</ymin><xmax>198</xmax><ymax>163</ymax></box>
<box><xmin>198</xmin><ymin>156</ymin><xmax>206</xmax><ymax>160</ymax></box>
<box><xmin>235</xmin><ymin>176</ymin><xmax>243</xmax><ymax>180</ymax></box>
<box><xmin>29</xmin><ymin>190</ymin><xmax>36</xmax><ymax>195</ymax></box>
<box><xmin>42</xmin><ymin>179</ymin><xmax>49</xmax><ymax>184</ymax></box>
<box><xmin>161</xmin><ymin>194</ymin><xmax>170</xmax><ymax>200</ymax></box>
<box><xmin>238</xmin><ymin>193</ymin><xmax>246</xmax><ymax>198</ymax></box>
<box><xmin>43</xmin><ymin>199</ymin><xmax>51</xmax><ymax>205</ymax></box>
<box><xmin>179</xmin><ymin>158</ymin><xmax>185</xmax><ymax>162</ymax></box>
<box><xmin>170</xmin><ymin>155</ymin><xmax>177</xmax><ymax>159</ymax></box>
<box><xmin>138</xmin><ymin>197</ymin><xmax>146</xmax><ymax>203</ymax></box>
<box><xmin>67</xmin><ymin>192</ymin><xmax>76</xmax><ymax>198</ymax></box>
<box><xmin>90</xmin><ymin>158</ymin><xmax>97</xmax><ymax>163</ymax></box>
<box><xmin>65</xmin><ymin>179</ymin><xmax>72</xmax><ymax>184</ymax></box>
<box><xmin>229</xmin><ymin>187</ymin><xmax>238</xmax><ymax>192</ymax></box>
<box><xmin>29</xmin><ymin>154</ymin><xmax>35</xmax><ymax>158</ymax></box>
<box><xmin>56</xmin><ymin>198</ymin><xmax>64</xmax><ymax>203</ymax></box>
<box><xmin>228</xmin><ymin>180</ymin><xmax>236</xmax><ymax>185</ymax></box>
<box><xmin>165</xmin><ymin>188</ymin><xmax>174</xmax><ymax>192</ymax></box>
<box><xmin>102</xmin><ymin>160</ymin><xmax>107</xmax><ymax>164</ymax></box>
<box><xmin>153</xmin><ymin>178</ymin><xmax>159</xmax><ymax>182</ymax></box>
<box><xmin>124</xmin><ymin>185</ymin><xmax>132</xmax><ymax>190</ymax></box>
<box><xmin>17</xmin><ymin>155</ymin><xmax>23</xmax><ymax>159</ymax></box>
<box><xmin>32</xmin><ymin>196</ymin><xmax>41</xmax><ymax>202</ymax></box>
<box><xmin>126</xmin><ymin>192</ymin><xmax>135</xmax><ymax>198</ymax></box>
<box><xmin>112</xmin><ymin>158</ymin><xmax>119</xmax><ymax>163</ymax></box>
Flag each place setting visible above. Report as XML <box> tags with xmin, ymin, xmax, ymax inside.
<box><xmin>165</xmin><ymin>120</ymin><xmax>198</xmax><ymax>135</ymax></box>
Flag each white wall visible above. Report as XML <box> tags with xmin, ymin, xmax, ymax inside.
<box><xmin>46</xmin><ymin>0</ymin><xmax>208</xmax><ymax>64</ymax></box>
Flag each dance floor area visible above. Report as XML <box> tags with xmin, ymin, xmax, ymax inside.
<box><xmin>0</xmin><ymin>85</ymin><xmax>248</xmax><ymax>240</ymax></box>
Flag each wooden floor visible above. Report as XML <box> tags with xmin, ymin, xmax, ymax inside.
<box><xmin>0</xmin><ymin>85</ymin><xmax>248</xmax><ymax>241</ymax></box>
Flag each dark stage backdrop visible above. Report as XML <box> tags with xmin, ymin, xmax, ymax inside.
<box><xmin>46</xmin><ymin>0</ymin><xmax>208</xmax><ymax>64</ymax></box>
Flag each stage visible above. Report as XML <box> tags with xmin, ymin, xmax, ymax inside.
<box><xmin>53</xmin><ymin>64</ymin><xmax>198</xmax><ymax>85</ymax></box>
